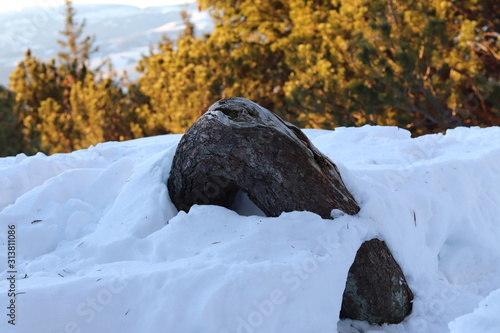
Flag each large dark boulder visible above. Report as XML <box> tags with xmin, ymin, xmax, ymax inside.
<box><xmin>168</xmin><ymin>97</ymin><xmax>360</xmax><ymax>218</ymax></box>
<box><xmin>167</xmin><ymin>97</ymin><xmax>413</xmax><ymax>325</ymax></box>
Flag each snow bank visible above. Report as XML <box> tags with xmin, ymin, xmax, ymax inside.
<box><xmin>449</xmin><ymin>288</ymin><xmax>500</xmax><ymax>333</ymax></box>
<box><xmin>0</xmin><ymin>126</ymin><xmax>499</xmax><ymax>333</ymax></box>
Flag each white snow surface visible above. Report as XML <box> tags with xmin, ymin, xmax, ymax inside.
<box><xmin>0</xmin><ymin>125</ymin><xmax>499</xmax><ymax>333</ymax></box>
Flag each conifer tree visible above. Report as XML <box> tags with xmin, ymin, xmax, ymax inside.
<box><xmin>9</xmin><ymin>50</ymin><xmax>63</xmax><ymax>152</ymax></box>
<box><xmin>8</xmin><ymin>0</ymin><xmax>135</xmax><ymax>154</ymax></box>
<box><xmin>198</xmin><ymin>0</ymin><xmax>291</xmax><ymax>115</ymax></box>
<box><xmin>57</xmin><ymin>0</ymin><xmax>97</xmax><ymax>81</ymax></box>
<box><xmin>137</xmin><ymin>2</ymin><xmax>294</xmax><ymax>133</ymax></box>
<box><xmin>137</xmin><ymin>15</ymin><xmax>221</xmax><ymax>133</ymax></box>
<box><xmin>0</xmin><ymin>85</ymin><xmax>23</xmax><ymax>156</ymax></box>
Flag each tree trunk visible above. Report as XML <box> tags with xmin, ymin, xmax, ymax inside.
<box><xmin>167</xmin><ymin>97</ymin><xmax>413</xmax><ymax>324</ymax></box>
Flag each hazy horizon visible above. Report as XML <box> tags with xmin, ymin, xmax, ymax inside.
<box><xmin>0</xmin><ymin>1</ymin><xmax>211</xmax><ymax>85</ymax></box>
<box><xmin>0</xmin><ymin>0</ymin><xmax>195</xmax><ymax>13</ymax></box>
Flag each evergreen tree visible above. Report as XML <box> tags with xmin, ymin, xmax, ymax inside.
<box><xmin>9</xmin><ymin>50</ymin><xmax>63</xmax><ymax>152</ymax></box>
<box><xmin>137</xmin><ymin>18</ymin><xmax>221</xmax><ymax>133</ymax></box>
<box><xmin>8</xmin><ymin>0</ymin><xmax>137</xmax><ymax>154</ymax></box>
<box><xmin>0</xmin><ymin>85</ymin><xmax>23</xmax><ymax>156</ymax></box>
<box><xmin>57</xmin><ymin>0</ymin><xmax>97</xmax><ymax>81</ymax></box>
<box><xmin>137</xmin><ymin>2</ymin><xmax>293</xmax><ymax>133</ymax></box>
<box><xmin>198</xmin><ymin>0</ymin><xmax>291</xmax><ymax>115</ymax></box>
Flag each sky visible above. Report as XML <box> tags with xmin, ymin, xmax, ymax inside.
<box><xmin>0</xmin><ymin>0</ymin><xmax>195</xmax><ymax>13</ymax></box>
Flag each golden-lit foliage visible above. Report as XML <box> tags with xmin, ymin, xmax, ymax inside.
<box><xmin>141</xmin><ymin>0</ymin><xmax>499</xmax><ymax>134</ymax></box>
<box><xmin>1</xmin><ymin>0</ymin><xmax>498</xmax><ymax>156</ymax></box>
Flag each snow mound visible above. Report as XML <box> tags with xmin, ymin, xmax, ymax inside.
<box><xmin>449</xmin><ymin>288</ymin><xmax>500</xmax><ymax>333</ymax></box>
<box><xmin>1</xmin><ymin>126</ymin><xmax>499</xmax><ymax>333</ymax></box>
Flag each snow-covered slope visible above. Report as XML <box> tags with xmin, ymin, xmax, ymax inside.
<box><xmin>0</xmin><ymin>2</ymin><xmax>212</xmax><ymax>85</ymax></box>
<box><xmin>0</xmin><ymin>126</ymin><xmax>499</xmax><ymax>332</ymax></box>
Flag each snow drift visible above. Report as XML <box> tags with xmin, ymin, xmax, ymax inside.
<box><xmin>0</xmin><ymin>125</ymin><xmax>499</xmax><ymax>333</ymax></box>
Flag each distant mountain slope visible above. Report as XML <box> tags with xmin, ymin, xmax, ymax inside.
<box><xmin>0</xmin><ymin>3</ymin><xmax>212</xmax><ymax>85</ymax></box>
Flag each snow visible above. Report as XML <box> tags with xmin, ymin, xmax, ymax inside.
<box><xmin>449</xmin><ymin>288</ymin><xmax>500</xmax><ymax>333</ymax></box>
<box><xmin>0</xmin><ymin>125</ymin><xmax>499</xmax><ymax>332</ymax></box>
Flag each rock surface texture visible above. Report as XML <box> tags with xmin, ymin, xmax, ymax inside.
<box><xmin>167</xmin><ymin>97</ymin><xmax>413</xmax><ymax>324</ymax></box>
<box><xmin>168</xmin><ymin>97</ymin><xmax>360</xmax><ymax>218</ymax></box>
<box><xmin>341</xmin><ymin>239</ymin><xmax>414</xmax><ymax>324</ymax></box>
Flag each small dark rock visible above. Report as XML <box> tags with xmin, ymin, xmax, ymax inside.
<box><xmin>340</xmin><ymin>239</ymin><xmax>414</xmax><ymax>324</ymax></box>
